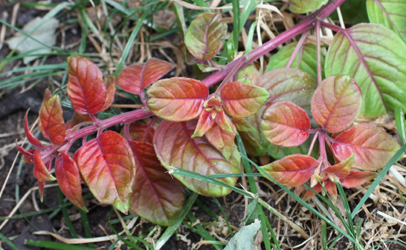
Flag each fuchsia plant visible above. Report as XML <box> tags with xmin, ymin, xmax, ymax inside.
<box><xmin>17</xmin><ymin>0</ymin><xmax>406</xmax><ymax>226</ymax></box>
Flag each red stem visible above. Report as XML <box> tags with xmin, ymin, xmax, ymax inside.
<box><xmin>202</xmin><ymin>0</ymin><xmax>346</xmax><ymax>87</ymax></box>
<box><xmin>286</xmin><ymin>30</ymin><xmax>308</xmax><ymax>68</ymax></box>
<box><xmin>315</xmin><ymin>20</ymin><xmax>322</xmax><ymax>85</ymax></box>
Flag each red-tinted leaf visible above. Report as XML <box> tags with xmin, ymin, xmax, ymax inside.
<box><xmin>55</xmin><ymin>152</ymin><xmax>87</xmax><ymax>211</ymax></box>
<box><xmin>16</xmin><ymin>143</ymin><xmax>34</xmax><ymax>159</ymax></box>
<box><xmin>323</xmin><ymin>154</ymin><xmax>353</xmax><ymax>179</ymax></box>
<box><xmin>311</xmin><ymin>75</ymin><xmax>362</xmax><ymax>133</ymax></box>
<box><xmin>332</xmin><ymin>124</ymin><xmax>400</xmax><ymax>171</ymax></box>
<box><xmin>117</xmin><ymin>58</ymin><xmax>173</xmax><ymax>95</ymax></box>
<box><xmin>129</xmin><ymin>141</ymin><xmax>184</xmax><ymax>226</ymax></box>
<box><xmin>185</xmin><ymin>12</ymin><xmax>227</xmax><ymax>61</ymax></box>
<box><xmin>122</xmin><ymin>123</ymin><xmax>155</xmax><ymax>143</ymax></box>
<box><xmin>324</xmin><ymin>179</ymin><xmax>338</xmax><ymax>200</ymax></box>
<box><xmin>38</xmin><ymin>181</ymin><xmax>45</xmax><ymax>202</ymax></box>
<box><xmin>75</xmin><ymin>131</ymin><xmax>135</xmax><ymax>213</ymax></box>
<box><xmin>215</xmin><ymin>108</ymin><xmax>236</xmax><ymax>134</ymax></box>
<box><xmin>100</xmin><ymin>76</ymin><xmax>116</xmax><ymax>112</ymax></box>
<box><xmin>154</xmin><ymin>120</ymin><xmax>241</xmax><ymax>196</ymax></box>
<box><xmin>146</xmin><ymin>77</ymin><xmax>209</xmax><ymax>121</ymax></box>
<box><xmin>67</xmin><ymin>56</ymin><xmax>107</xmax><ymax>114</ymax></box>
<box><xmin>261</xmin><ymin>101</ymin><xmax>310</xmax><ymax>147</ymax></box>
<box><xmin>260</xmin><ymin>155</ymin><xmax>318</xmax><ymax>187</ymax></box>
<box><xmin>192</xmin><ymin>109</ymin><xmax>215</xmax><ymax>138</ymax></box>
<box><xmin>340</xmin><ymin>170</ymin><xmax>378</xmax><ymax>188</ymax></box>
<box><xmin>205</xmin><ymin>123</ymin><xmax>235</xmax><ymax>160</ymax></box>
<box><xmin>301</xmin><ymin>183</ymin><xmax>322</xmax><ymax>201</ymax></box>
<box><xmin>38</xmin><ymin>91</ymin><xmax>66</xmax><ymax>145</ymax></box>
<box><xmin>231</xmin><ymin>117</ymin><xmax>256</xmax><ymax>133</ymax></box>
<box><xmin>220</xmin><ymin>81</ymin><xmax>269</xmax><ymax>118</ymax></box>
<box><xmin>34</xmin><ymin>151</ymin><xmax>55</xmax><ymax>181</ymax></box>
<box><xmin>256</xmin><ymin>68</ymin><xmax>317</xmax><ymax>109</ymax></box>
<box><xmin>24</xmin><ymin>112</ymin><xmax>43</xmax><ymax>148</ymax></box>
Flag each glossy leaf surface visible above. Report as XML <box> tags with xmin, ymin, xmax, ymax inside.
<box><xmin>366</xmin><ymin>0</ymin><xmax>406</xmax><ymax>41</ymax></box>
<box><xmin>325</xmin><ymin>24</ymin><xmax>406</xmax><ymax>118</ymax></box>
<box><xmin>55</xmin><ymin>152</ymin><xmax>86</xmax><ymax>211</ymax></box>
<box><xmin>117</xmin><ymin>58</ymin><xmax>173</xmax><ymax>95</ymax></box>
<box><xmin>75</xmin><ymin>131</ymin><xmax>135</xmax><ymax>213</ymax></box>
<box><xmin>340</xmin><ymin>169</ymin><xmax>378</xmax><ymax>188</ymax></box>
<box><xmin>256</xmin><ymin>68</ymin><xmax>317</xmax><ymax>110</ymax></box>
<box><xmin>261</xmin><ymin>155</ymin><xmax>319</xmax><ymax>187</ymax></box>
<box><xmin>220</xmin><ymin>81</ymin><xmax>269</xmax><ymax>118</ymax></box>
<box><xmin>147</xmin><ymin>77</ymin><xmax>209</xmax><ymax>121</ymax></box>
<box><xmin>129</xmin><ymin>141</ymin><xmax>184</xmax><ymax>226</ymax></box>
<box><xmin>123</xmin><ymin>123</ymin><xmax>155</xmax><ymax>143</ymax></box>
<box><xmin>311</xmin><ymin>75</ymin><xmax>362</xmax><ymax>133</ymax></box>
<box><xmin>332</xmin><ymin>124</ymin><xmax>400</xmax><ymax>171</ymax></box>
<box><xmin>25</xmin><ymin>113</ymin><xmax>43</xmax><ymax>148</ymax></box>
<box><xmin>67</xmin><ymin>56</ymin><xmax>106</xmax><ymax>114</ymax></box>
<box><xmin>290</xmin><ymin>0</ymin><xmax>328</xmax><ymax>13</ymax></box>
<box><xmin>154</xmin><ymin>120</ymin><xmax>241</xmax><ymax>196</ymax></box>
<box><xmin>261</xmin><ymin>101</ymin><xmax>310</xmax><ymax>147</ymax></box>
<box><xmin>100</xmin><ymin>76</ymin><xmax>116</xmax><ymax>112</ymax></box>
<box><xmin>34</xmin><ymin>151</ymin><xmax>55</xmax><ymax>181</ymax></box>
<box><xmin>324</xmin><ymin>154</ymin><xmax>353</xmax><ymax>179</ymax></box>
<box><xmin>205</xmin><ymin>123</ymin><xmax>235</xmax><ymax>160</ymax></box>
<box><xmin>185</xmin><ymin>12</ymin><xmax>227</xmax><ymax>60</ymax></box>
<box><xmin>39</xmin><ymin>91</ymin><xmax>66</xmax><ymax>145</ymax></box>
<box><xmin>266</xmin><ymin>43</ymin><xmax>324</xmax><ymax>77</ymax></box>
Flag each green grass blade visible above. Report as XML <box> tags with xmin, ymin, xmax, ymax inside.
<box><xmin>57</xmin><ymin>188</ymin><xmax>78</xmax><ymax>238</ymax></box>
<box><xmin>185</xmin><ymin>212</ymin><xmax>222</xmax><ymax>250</ymax></box>
<box><xmin>232</xmin><ymin>0</ymin><xmax>240</xmax><ymax>53</ymax></box>
<box><xmin>321</xmin><ymin>220</ymin><xmax>328</xmax><ymax>250</ymax></box>
<box><xmin>79</xmin><ymin>209</ymin><xmax>94</xmax><ymax>248</ymax></box>
<box><xmin>25</xmin><ymin>239</ymin><xmax>97</xmax><ymax>250</ymax></box>
<box><xmin>395</xmin><ymin>107</ymin><xmax>406</xmax><ymax>145</ymax></box>
<box><xmin>337</xmin><ymin>183</ymin><xmax>354</xmax><ymax>232</ymax></box>
<box><xmin>155</xmin><ymin>192</ymin><xmax>198</xmax><ymax>249</ymax></box>
<box><xmin>246</xmin><ymin>21</ymin><xmax>257</xmax><ymax>53</ymax></box>
<box><xmin>351</xmin><ymin>143</ymin><xmax>406</xmax><ymax>219</ymax></box>
<box><xmin>212</xmin><ymin>197</ymin><xmax>234</xmax><ymax>237</ymax></box>
<box><xmin>116</xmin><ymin>10</ymin><xmax>150</xmax><ymax>74</ymax></box>
<box><xmin>208</xmin><ymin>173</ymin><xmax>262</xmax><ymax>178</ymax></box>
<box><xmin>0</xmin><ymin>232</ymin><xmax>19</xmax><ymax>250</ymax></box>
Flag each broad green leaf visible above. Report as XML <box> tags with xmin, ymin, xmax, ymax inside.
<box><xmin>67</xmin><ymin>56</ymin><xmax>107</xmax><ymax>115</ymax></box>
<box><xmin>75</xmin><ymin>131</ymin><xmax>135</xmax><ymax>213</ymax></box>
<box><xmin>185</xmin><ymin>12</ymin><xmax>227</xmax><ymax>60</ymax></box>
<box><xmin>256</xmin><ymin>68</ymin><xmax>317</xmax><ymax>110</ymax></box>
<box><xmin>325</xmin><ymin>23</ymin><xmax>406</xmax><ymax>118</ymax></box>
<box><xmin>237</xmin><ymin>65</ymin><xmax>260</xmax><ymax>84</ymax></box>
<box><xmin>266</xmin><ymin>43</ymin><xmax>323</xmax><ymax>78</ymax></box>
<box><xmin>339</xmin><ymin>169</ymin><xmax>378</xmax><ymax>188</ymax></box>
<box><xmin>55</xmin><ymin>152</ymin><xmax>87</xmax><ymax>211</ymax></box>
<box><xmin>39</xmin><ymin>89</ymin><xmax>66</xmax><ymax>145</ymax></box>
<box><xmin>129</xmin><ymin>141</ymin><xmax>184</xmax><ymax>226</ymax></box>
<box><xmin>332</xmin><ymin>124</ymin><xmax>401</xmax><ymax>171</ymax></box>
<box><xmin>290</xmin><ymin>0</ymin><xmax>328</xmax><ymax>14</ymax></box>
<box><xmin>154</xmin><ymin>120</ymin><xmax>241</xmax><ymax>196</ymax></box>
<box><xmin>224</xmin><ymin>219</ymin><xmax>261</xmax><ymax>250</ymax></box>
<box><xmin>261</xmin><ymin>154</ymin><xmax>318</xmax><ymax>187</ymax></box>
<box><xmin>146</xmin><ymin>77</ymin><xmax>209</xmax><ymax>121</ymax></box>
<box><xmin>261</xmin><ymin>101</ymin><xmax>310</xmax><ymax>147</ymax></box>
<box><xmin>117</xmin><ymin>58</ymin><xmax>173</xmax><ymax>95</ymax></box>
<box><xmin>311</xmin><ymin>75</ymin><xmax>362</xmax><ymax>133</ymax></box>
<box><xmin>205</xmin><ymin>123</ymin><xmax>235</xmax><ymax>160</ymax></box>
<box><xmin>221</xmin><ymin>81</ymin><xmax>269</xmax><ymax>118</ymax></box>
<box><xmin>367</xmin><ymin>0</ymin><xmax>406</xmax><ymax>41</ymax></box>
<box><xmin>34</xmin><ymin>151</ymin><xmax>55</xmax><ymax>182</ymax></box>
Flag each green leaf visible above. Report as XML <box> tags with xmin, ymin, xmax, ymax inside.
<box><xmin>241</xmin><ymin>198</ymin><xmax>261</xmax><ymax>226</ymax></box>
<box><xmin>290</xmin><ymin>0</ymin><xmax>328</xmax><ymax>14</ymax></box>
<box><xmin>367</xmin><ymin>0</ymin><xmax>406</xmax><ymax>42</ymax></box>
<box><xmin>224</xmin><ymin>220</ymin><xmax>261</xmax><ymax>250</ymax></box>
<box><xmin>325</xmin><ymin>23</ymin><xmax>406</xmax><ymax>118</ymax></box>
<box><xmin>185</xmin><ymin>12</ymin><xmax>227</xmax><ymax>60</ymax></box>
<box><xmin>266</xmin><ymin>43</ymin><xmax>324</xmax><ymax>78</ymax></box>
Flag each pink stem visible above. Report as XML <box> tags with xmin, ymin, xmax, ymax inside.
<box><xmin>286</xmin><ymin>30</ymin><xmax>309</xmax><ymax>68</ymax></box>
<box><xmin>319</xmin><ymin>21</ymin><xmax>344</xmax><ymax>32</ymax></box>
<box><xmin>202</xmin><ymin>0</ymin><xmax>346</xmax><ymax>87</ymax></box>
